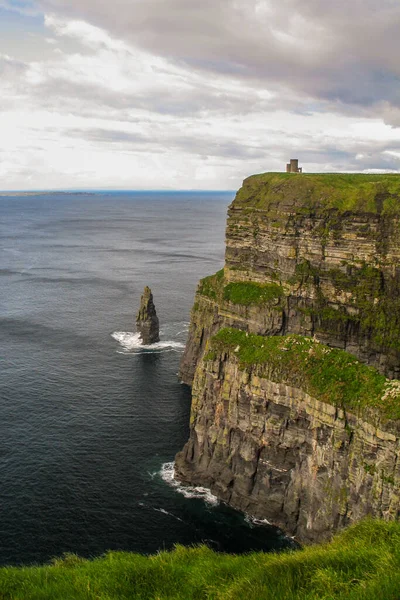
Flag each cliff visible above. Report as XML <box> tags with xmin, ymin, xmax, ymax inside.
<box><xmin>180</xmin><ymin>173</ymin><xmax>400</xmax><ymax>385</ymax></box>
<box><xmin>176</xmin><ymin>173</ymin><xmax>400</xmax><ymax>541</ymax></box>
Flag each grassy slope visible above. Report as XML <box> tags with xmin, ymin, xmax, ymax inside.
<box><xmin>235</xmin><ymin>172</ymin><xmax>400</xmax><ymax>214</ymax></box>
<box><xmin>0</xmin><ymin>521</ymin><xmax>399</xmax><ymax>600</ymax></box>
<box><xmin>208</xmin><ymin>329</ymin><xmax>400</xmax><ymax>420</ymax></box>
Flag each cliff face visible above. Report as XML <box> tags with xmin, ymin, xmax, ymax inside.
<box><xmin>176</xmin><ymin>330</ymin><xmax>400</xmax><ymax>542</ymax></box>
<box><xmin>177</xmin><ymin>173</ymin><xmax>400</xmax><ymax>541</ymax></box>
<box><xmin>180</xmin><ymin>173</ymin><xmax>400</xmax><ymax>385</ymax></box>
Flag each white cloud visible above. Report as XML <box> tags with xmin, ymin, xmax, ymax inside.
<box><xmin>1</xmin><ymin>5</ymin><xmax>400</xmax><ymax>189</ymax></box>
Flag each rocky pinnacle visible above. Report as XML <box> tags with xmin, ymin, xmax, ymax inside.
<box><xmin>136</xmin><ymin>286</ymin><xmax>160</xmax><ymax>345</ymax></box>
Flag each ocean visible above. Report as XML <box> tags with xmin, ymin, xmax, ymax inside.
<box><xmin>0</xmin><ymin>191</ymin><xmax>292</xmax><ymax>566</ymax></box>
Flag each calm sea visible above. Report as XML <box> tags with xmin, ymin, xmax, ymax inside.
<box><xmin>0</xmin><ymin>191</ymin><xmax>292</xmax><ymax>566</ymax></box>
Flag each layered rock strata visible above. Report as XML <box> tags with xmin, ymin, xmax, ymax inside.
<box><xmin>179</xmin><ymin>173</ymin><xmax>400</xmax><ymax>384</ymax></box>
<box><xmin>175</xmin><ymin>330</ymin><xmax>400</xmax><ymax>542</ymax></box>
<box><xmin>136</xmin><ymin>286</ymin><xmax>160</xmax><ymax>344</ymax></box>
<box><xmin>176</xmin><ymin>173</ymin><xmax>400</xmax><ymax>541</ymax></box>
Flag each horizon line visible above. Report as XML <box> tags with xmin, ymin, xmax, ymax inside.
<box><xmin>0</xmin><ymin>188</ymin><xmax>236</xmax><ymax>194</ymax></box>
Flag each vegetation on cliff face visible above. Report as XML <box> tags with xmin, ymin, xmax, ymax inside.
<box><xmin>195</xmin><ymin>256</ymin><xmax>400</xmax><ymax>360</ymax></box>
<box><xmin>197</xmin><ymin>269</ymin><xmax>224</xmax><ymax>300</ymax></box>
<box><xmin>208</xmin><ymin>329</ymin><xmax>400</xmax><ymax>420</ymax></box>
<box><xmin>197</xmin><ymin>269</ymin><xmax>284</xmax><ymax>306</ymax></box>
<box><xmin>223</xmin><ymin>281</ymin><xmax>284</xmax><ymax>305</ymax></box>
<box><xmin>0</xmin><ymin>520</ymin><xmax>399</xmax><ymax>599</ymax></box>
<box><xmin>235</xmin><ymin>172</ymin><xmax>400</xmax><ymax>214</ymax></box>
<box><xmin>290</xmin><ymin>260</ymin><xmax>400</xmax><ymax>352</ymax></box>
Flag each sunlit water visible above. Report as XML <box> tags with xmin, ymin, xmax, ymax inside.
<box><xmin>0</xmin><ymin>191</ymin><xmax>293</xmax><ymax>566</ymax></box>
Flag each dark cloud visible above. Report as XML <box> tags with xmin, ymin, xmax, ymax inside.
<box><xmin>26</xmin><ymin>0</ymin><xmax>400</xmax><ymax>125</ymax></box>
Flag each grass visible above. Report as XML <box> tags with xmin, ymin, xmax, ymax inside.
<box><xmin>223</xmin><ymin>281</ymin><xmax>284</xmax><ymax>305</ymax></box>
<box><xmin>0</xmin><ymin>520</ymin><xmax>399</xmax><ymax>599</ymax></box>
<box><xmin>198</xmin><ymin>271</ymin><xmax>284</xmax><ymax>307</ymax></box>
<box><xmin>208</xmin><ymin>329</ymin><xmax>400</xmax><ymax>420</ymax></box>
<box><xmin>198</xmin><ymin>269</ymin><xmax>225</xmax><ymax>300</ymax></box>
<box><xmin>234</xmin><ymin>172</ymin><xmax>400</xmax><ymax>215</ymax></box>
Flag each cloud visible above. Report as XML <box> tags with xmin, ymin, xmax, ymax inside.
<box><xmin>0</xmin><ymin>17</ymin><xmax>283</xmax><ymax>122</ymax></box>
<box><xmin>15</xmin><ymin>0</ymin><xmax>399</xmax><ymax>123</ymax></box>
<box><xmin>1</xmin><ymin>4</ymin><xmax>400</xmax><ymax>189</ymax></box>
<box><xmin>0</xmin><ymin>53</ymin><xmax>28</xmax><ymax>78</ymax></box>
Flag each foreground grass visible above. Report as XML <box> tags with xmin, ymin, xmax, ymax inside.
<box><xmin>0</xmin><ymin>520</ymin><xmax>399</xmax><ymax>599</ymax></box>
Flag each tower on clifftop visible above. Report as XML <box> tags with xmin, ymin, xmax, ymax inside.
<box><xmin>286</xmin><ymin>159</ymin><xmax>302</xmax><ymax>173</ymax></box>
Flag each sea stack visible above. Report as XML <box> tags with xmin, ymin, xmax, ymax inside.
<box><xmin>136</xmin><ymin>286</ymin><xmax>160</xmax><ymax>345</ymax></box>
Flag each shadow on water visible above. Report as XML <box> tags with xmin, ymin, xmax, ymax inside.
<box><xmin>183</xmin><ymin>502</ymin><xmax>299</xmax><ymax>554</ymax></box>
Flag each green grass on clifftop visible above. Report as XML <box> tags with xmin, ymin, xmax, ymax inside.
<box><xmin>234</xmin><ymin>172</ymin><xmax>400</xmax><ymax>214</ymax></box>
<box><xmin>0</xmin><ymin>520</ymin><xmax>399</xmax><ymax>599</ymax></box>
<box><xmin>208</xmin><ymin>329</ymin><xmax>400</xmax><ymax>420</ymax></box>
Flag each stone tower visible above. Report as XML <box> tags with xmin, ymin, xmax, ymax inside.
<box><xmin>286</xmin><ymin>159</ymin><xmax>302</xmax><ymax>173</ymax></box>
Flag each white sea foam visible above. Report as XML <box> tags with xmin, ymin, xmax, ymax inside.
<box><xmin>159</xmin><ymin>462</ymin><xmax>219</xmax><ymax>506</ymax></box>
<box><xmin>154</xmin><ymin>507</ymin><xmax>170</xmax><ymax>515</ymax></box>
<box><xmin>153</xmin><ymin>507</ymin><xmax>185</xmax><ymax>523</ymax></box>
<box><xmin>176</xmin><ymin>323</ymin><xmax>190</xmax><ymax>335</ymax></box>
<box><xmin>112</xmin><ymin>331</ymin><xmax>185</xmax><ymax>354</ymax></box>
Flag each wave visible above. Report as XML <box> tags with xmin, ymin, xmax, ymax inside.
<box><xmin>112</xmin><ymin>331</ymin><xmax>185</xmax><ymax>354</ymax></box>
<box><xmin>159</xmin><ymin>462</ymin><xmax>218</xmax><ymax>506</ymax></box>
<box><xmin>153</xmin><ymin>507</ymin><xmax>185</xmax><ymax>523</ymax></box>
<box><xmin>176</xmin><ymin>324</ymin><xmax>190</xmax><ymax>336</ymax></box>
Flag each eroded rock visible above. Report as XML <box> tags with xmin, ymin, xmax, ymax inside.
<box><xmin>136</xmin><ymin>286</ymin><xmax>159</xmax><ymax>345</ymax></box>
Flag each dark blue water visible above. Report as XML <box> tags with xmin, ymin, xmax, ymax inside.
<box><xmin>0</xmin><ymin>191</ymin><xmax>292</xmax><ymax>566</ymax></box>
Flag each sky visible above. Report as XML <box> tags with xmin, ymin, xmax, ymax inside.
<box><xmin>1</xmin><ymin>1</ymin><xmax>400</xmax><ymax>190</ymax></box>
